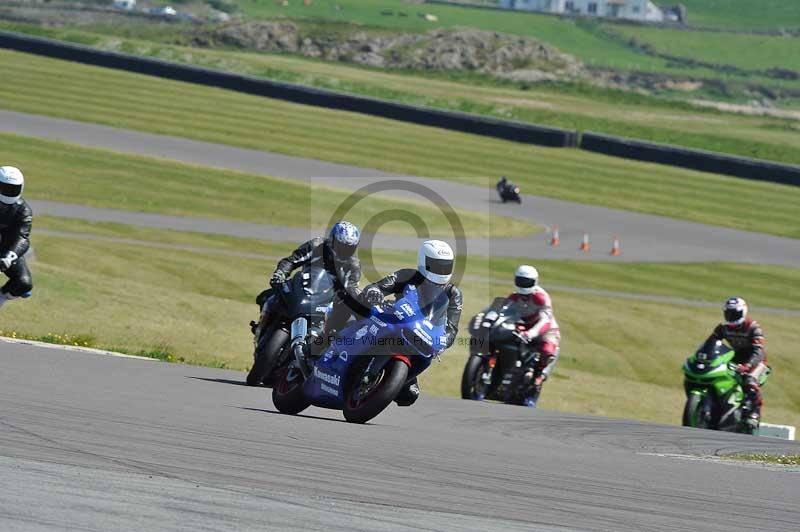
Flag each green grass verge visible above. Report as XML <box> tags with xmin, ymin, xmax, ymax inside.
<box><xmin>0</xmin><ymin>132</ymin><xmax>536</xmax><ymax>239</ymax></box>
<box><xmin>725</xmin><ymin>454</ymin><xmax>800</xmax><ymax>465</ymax></box>
<box><xmin>3</xmin><ymin>50</ymin><xmax>800</xmax><ymax>238</ymax></box>
<box><xmin>6</xmin><ymin>216</ymin><xmax>798</xmax><ymax>427</ymax></box>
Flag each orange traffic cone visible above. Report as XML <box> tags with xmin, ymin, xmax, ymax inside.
<box><xmin>550</xmin><ymin>226</ymin><xmax>560</xmax><ymax>247</ymax></box>
<box><xmin>579</xmin><ymin>232</ymin><xmax>590</xmax><ymax>252</ymax></box>
<box><xmin>610</xmin><ymin>236</ymin><xmax>621</xmax><ymax>256</ymax></box>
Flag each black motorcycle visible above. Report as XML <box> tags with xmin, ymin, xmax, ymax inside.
<box><xmin>461</xmin><ymin>297</ymin><xmax>540</xmax><ymax>405</ymax></box>
<box><xmin>496</xmin><ymin>179</ymin><xmax>521</xmax><ymax>204</ymax></box>
<box><xmin>246</xmin><ymin>266</ymin><xmax>336</xmax><ymax>386</ymax></box>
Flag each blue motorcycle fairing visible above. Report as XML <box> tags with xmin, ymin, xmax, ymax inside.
<box><xmin>302</xmin><ymin>284</ymin><xmax>447</xmax><ymax>409</ymax></box>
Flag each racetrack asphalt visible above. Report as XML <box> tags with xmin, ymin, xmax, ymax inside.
<box><xmin>1</xmin><ymin>341</ymin><xmax>798</xmax><ymax>532</ymax></box>
<box><xmin>3</xmin><ymin>110</ymin><xmax>800</xmax><ymax>266</ymax></box>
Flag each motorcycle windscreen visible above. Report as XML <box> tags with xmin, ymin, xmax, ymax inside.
<box><xmin>288</xmin><ymin>266</ymin><xmax>336</xmax><ymax>317</ymax></box>
<box><xmin>415</xmin><ymin>282</ymin><xmax>450</xmax><ymax>324</ymax></box>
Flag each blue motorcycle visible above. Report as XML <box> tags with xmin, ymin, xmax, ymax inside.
<box><xmin>271</xmin><ymin>284</ymin><xmax>448</xmax><ymax>424</ymax></box>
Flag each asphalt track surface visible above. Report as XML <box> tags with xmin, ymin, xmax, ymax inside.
<box><xmin>3</xmin><ymin>110</ymin><xmax>800</xmax><ymax>266</ymax></box>
<box><xmin>1</xmin><ymin>341</ymin><xmax>799</xmax><ymax>532</ymax></box>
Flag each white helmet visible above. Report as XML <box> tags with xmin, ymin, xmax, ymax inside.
<box><xmin>0</xmin><ymin>166</ymin><xmax>24</xmax><ymax>205</ymax></box>
<box><xmin>514</xmin><ymin>265</ymin><xmax>539</xmax><ymax>295</ymax></box>
<box><xmin>723</xmin><ymin>296</ymin><xmax>748</xmax><ymax>327</ymax></box>
<box><xmin>418</xmin><ymin>240</ymin><xmax>454</xmax><ymax>285</ymax></box>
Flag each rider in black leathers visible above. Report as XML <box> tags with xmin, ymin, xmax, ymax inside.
<box><xmin>255</xmin><ymin>221</ymin><xmax>363</xmax><ymax>346</ymax></box>
<box><xmin>0</xmin><ymin>166</ymin><xmax>33</xmax><ymax>308</ymax></box>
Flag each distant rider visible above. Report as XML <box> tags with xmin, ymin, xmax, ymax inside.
<box><xmin>496</xmin><ymin>176</ymin><xmax>508</xmax><ymax>194</ymax></box>
<box><xmin>361</xmin><ymin>240</ymin><xmax>463</xmax><ymax>407</ymax></box>
<box><xmin>704</xmin><ymin>297</ymin><xmax>768</xmax><ymax>430</ymax></box>
<box><xmin>506</xmin><ymin>265</ymin><xmax>560</xmax><ymax>407</ymax></box>
<box><xmin>253</xmin><ymin>221</ymin><xmax>362</xmax><ymax>348</ymax></box>
<box><xmin>0</xmin><ymin>166</ymin><xmax>33</xmax><ymax>309</ymax></box>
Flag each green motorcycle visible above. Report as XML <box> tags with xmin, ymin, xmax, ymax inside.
<box><xmin>682</xmin><ymin>340</ymin><xmax>769</xmax><ymax>434</ymax></box>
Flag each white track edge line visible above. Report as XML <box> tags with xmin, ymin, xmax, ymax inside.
<box><xmin>0</xmin><ymin>337</ymin><xmax>157</xmax><ymax>361</ymax></box>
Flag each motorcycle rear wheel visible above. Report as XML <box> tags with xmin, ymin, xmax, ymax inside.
<box><xmin>343</xmin><ymin>359</ymin><xmax>409</xmax><ymax>424</ymax></box>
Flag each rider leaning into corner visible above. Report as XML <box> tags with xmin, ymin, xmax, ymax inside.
<box><xmin>361</xmin><ymin>240</ymin><xmax>463</xmax><ymax>407</ymax></box>
<box><xmin>0</xmin><ymin>166</ymin><xmax>33</xmax><ymax>310</ymax></box>
<box><xmin>251</xmin><ymin>221</ymin><xmax>362</xmax><ymax>355</ymax></box>
<box><xmin>506</xmin><ymin>265</ymin><xmax>560</xmax><ymax>407</ymax></box>
<box><xmin>704</xmin><ymin>297</ymin><xmax>769</xmax><ymax>430</ymax></box>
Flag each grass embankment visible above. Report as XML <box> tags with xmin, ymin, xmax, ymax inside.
<box><xmin>227</xmin><ymin>0</ymin><xmax>800</xmax><ymax>94</ymax></box>
<box><xmin>676</xmin><ymin>0</ymin><xmax>800</xmax><ymax>31</ymax></box>
<box><xmin>3</xmin><ymin>50</ymin><xmax>800</xmax><ymax>238</ymax></box>
<box><xmin>234</xmin><ymin>0</ymin><xmax>800</xmax><ymax>52</ymax></box>
<box><xmin>8</xmin><ymin>216</ymin><xmax>799</xmax><ymax>428</ymax></box>
<box><xmin>609</xmin><ymin>25</ymin><xmax>800</xmax><ymax>72</ymax></box>
<box><xmin>0</xmin><ymin>133</ymin><xmax>536</xmax><ymax>238</ymax></box>
<box><xmin>3</xmin><ymin>21</ymin><xmax>799</xmax><ymax>163</ymax></box>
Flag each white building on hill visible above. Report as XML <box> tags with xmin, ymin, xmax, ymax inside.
<box><xmin>498</xmin><ymin>0</ymin><xmax>664</xmax><ymax>23</ymax></box>
<box><xmin>113</xmin><ymin>0</ymin><xmax>136</xmax><ymax>10</ymax></box>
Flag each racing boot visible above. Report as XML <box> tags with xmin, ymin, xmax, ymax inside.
<box><xmin>741</xmin><ymin>380</ymin><xmax>762</xmax><ymax>434</ymax></box>
<box><xmin>522</xmin><ymin>374</ymin><xmax>545</xmax><ymax>408</ymax></box>
<box><xmin>0</xmin><ymin>289</ymin><xmax>28</xmax><ymax>310</ymax></box>
<box><xmin>395</xmin><ymin>378</ymin><xmax>420</xmax><ymax>407</ymax></box>
<box><xmin>743</xmin><ymin>411</ymin><xmax>760</xmax><ymax>434</ymax></box>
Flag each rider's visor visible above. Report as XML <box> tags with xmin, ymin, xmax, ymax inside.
<box><xmin>0</xmin><ymin>183</ymin><xmax>21</xmax><ymax>198</ymax></box>
<box><xmin>515</xmin><ymin>275</ymin><xmax>537</xmax><ymax>288</ymax></box>
<box><xmin>724</xmin><ymin>308</ymin><xmax>743</xmax><ymax>323</ymax></box>
<box><xmin>425</xmin><ymin>257</ymin><xmax>453</xmax><ymax>276</ymax></box>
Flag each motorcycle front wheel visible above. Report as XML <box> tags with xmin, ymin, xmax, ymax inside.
<box><xmin>682</xmin><ymin>393</ymin><xmax>712</xmax><ymax>429</ymax></box>
<box><xmin>246</xmin><ymin>324</ymin><xmax>288</xmax><ymax>386</ymax></box>
<box><xmin>461</xmin><ymin>355</ymin><xmax>490</xmax><ymax>400</ymax></box>
<box><xmin>272</xmin><ymin>367</ymin><xmax>310</xmax><ymax>415</ymax></box>
<box><xmin>343</xmin><ymin>359</ymin><xmax>409</xmax><ymax>424</ymax></box>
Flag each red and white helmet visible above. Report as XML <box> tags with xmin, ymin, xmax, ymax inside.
<box><xmin>514</xmin><ymin>265</ymin><xmax>539</xmax><ymax>295</ymax></box>
<box><xmin>723</xmin><ymin>296</ymin><xmax>748</xmax><ymax>327</ymax></box>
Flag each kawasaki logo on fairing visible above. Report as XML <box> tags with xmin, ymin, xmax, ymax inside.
<box><xmin>414</xmin><ymin>326</ymin><xmax>433</xmax><ymax>346</ymax></box>
<box><xmin>313</xmin><ymin>366</ymin><xmax>341</xmax><ymax>387</ymax></box>
<box><xmin>370</xmin><ymin>316</ymin><xmax>387</xmax><ymax>327</ymax></box>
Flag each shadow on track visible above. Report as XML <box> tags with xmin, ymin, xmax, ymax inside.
<box><xmin>186</xmin><ymin>376</ymin><xmax>250</xmax><ymax>386</ymax></box>
<box><xmin>231</xmin><ymin>406</ymin><xmax>349</xmax><ymax>424</ymax></box>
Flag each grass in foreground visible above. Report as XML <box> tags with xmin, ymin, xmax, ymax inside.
<box><xmin>3</xmin><ymin>50</ymin><xmax>800</xmax><ymax>238</ymax></box>
<box><xmin>6</xmin><ymin>217</ymin><xmax>798</xmax><ymax>427</ymax></box>
<box><xmin>725</xmin><ymin>454</ymin><xmax>800</xmax><ymax>465</ymax></box>
<box><xmin>0</xmin><ymin>132</ymin><xmax>536</xmax><ymax>239</ymax></box>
